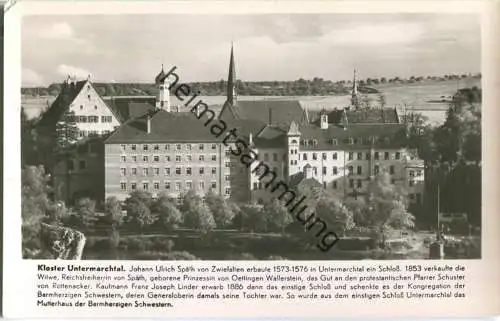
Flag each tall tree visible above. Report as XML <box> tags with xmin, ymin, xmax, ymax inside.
<box><xmin>152</xmin><ymin>193</ymin><xmax>183</xmax><ymax>230</ymax></box>
<box><xmin>240</xmin><ymin>203</ymin><xmax>266</xmax><ymax>233</ymax></box>
<box><xmin>180</xmin><ymin>191</ymin><xmax>216</xmax><ymax>233</ymax></box>
<box><xmin>263</xmin><ymin>199</ymin><xmax>293</xmax><ymax>233</ymax></box>
<box><xmin>54</xmin><ymin>110</ymin><xmax>79</xmax><ymax>151</ymax></box>
<box><xmin>315</xmin><ymin>196</ymin><xmax>355</xmax><ymax>236</ymax></box>
<box><xmin>105</xmin><ymin>196</ymin><xmax>124</xmax><ymax>229</ymax></box>
<box><xmin>124</xmin><ymin>190</ymin><xmax>155</xmax><ymax>229</ymax></box>
<box><xmin>204</xmin><ymin>190</ymin><xmax>235</xmax><ymax>228</ymax></box>
<box><xmin>74</xmin><ymin>198</ymin><xmax>96</xmax><ymax>229</ymax></box>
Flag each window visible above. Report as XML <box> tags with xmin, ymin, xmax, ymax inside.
<box><xmin>132</xmin><ymin>156</ymin><xmax>137</xmax><ymax>162</ymax></box>
<box><xmin>187</xmin><ymin>144</ymin><xmax>192</xmax><ymax>151</ymax></box>
<box><xmin>120</xmin><ymin>182</ymin><xmax>126</xmax><ymax>191</ymax></box>
<box><xmin>357</xmin><ymin>152</ymin><xmax>363</xmax><ymax>160</ymax></box>
<box><xmin>199</xmin><ymin>168</ymin><xmax>205</xmax><ymax>175</ymax></box>
<box><xmin>313</xmin><ymin>167</ymin><xmax>318</xmax><ymax>175</ymax></box>
<box><xmin>186</xmin><ymin>167</ymin><xmax>192</xmax><ymax>175</ymax></box>
<box><xmin>186</xmin><ymin>181</ymin><xmax>192</xmax><ymax>190</ymax></box>
<box><xmin>312</xmin><ymin>153</ymin><xmax>317</xmax><ymax>160</ymax></box>
<box><xmin>131</xmin><ymin>168</ymin><xmax>137</xmax><ymax>175</ymax></box>
<box><xmin>225</xmin><ymin>161</ymin><xmax>231</xmax><ymax>168</ymax></box>
<box><xmin>131</xmin><ymin>144</ymin><xmax>136</xmax><ymax>151</ymax></box>
<box><xmin>374</xmin><ymin>152</ymin><xmax>379</xmax><ymax>160</ymax></box>
<box><xmin>348</xmin><ymin>166</ymin><xmax>353</xmax><ymax>176</ymax></box>
<box><xmin>175</xmin><ymin>167</ymin><xmax>181</xmax><ymax>175</ymax></box>
<box><xmin>176</xmin><ymin>155</ymin><xmax>181</xmax><ymax>162</ymax></box>
<box><xmin>366</xmin><ymin>152</ymin><xmax>371</xmax><ymax>160</ymax></box>
<box><xmin>211</xmin><ymin>144</ymin><xmax>217</xmax><ymax>150</ymax></box>
<box><xmin>154</xmin><ymin>156</ymin><xmax>160</xmax><ymax>162</ymax></box>
<box><xmin>349</xmin><ymin>179</ymin><xmax>354</xmax><ymax>188</ymax></box>
<box><xmin>264</xmin><ymin>154</ymin><xmax>269</xmax><ymax>161</ymax></box>
<box><xmin>143</xmin><ymin>155</ymin><xmax>148</xmax><ymax>162</ymax></box>
<box><xmin>154</xmin><ymin>182</ymin><xmax>160</xmax><ymax>190</ymax></box>
<box><xmin>154</xmin><ymin>144</ymin><xmax>159</xmax><ymax>151</ymax></box>
<box><xmin>120</xmin><ymin>144</ymin><xmax>126</xmax><ymax>151</ymax></box>
<box><xmin>384</xmin><ymin>152</ymin><xmax>390</xmax><ymax>160</ymax></box>
<box><xmin>121</xmin><ymin>156</ymin><xmax>126</xmax><ymax>162</ymax></box>
<box><xmin>165</xmin><ymin>155</ymin><xmax>171</xmax><ymax>162</ymax></box>
<box><xmin>273</xmin><ymin>153</ymin><xmax>278</xmax><ymax>161</ymax></box>
<box><xmin>390</xmin><ymin>165</ymin><xmax>395</xmax><ymax>175</ymax></box>
<box><xmin>143</xmin><ymin>182</ymin><xmax>149</xmax><ymax>190</ymax></box>
<box><xmin>120</xmin><ymin>168</ymin><xmax>126</xmax><ymax>176</ymax></box>
<box><xmin>374</xmin><ymin>165</ymin><xmax>380</xmax><ymax>175</ymax></box>
<box><xmin>348</xmin><ymin>152</ymin><xmax>353</xmax><ymax>160</ymax></box>
<box><xmin>211</xmin><ymin>181</ymin><xmax>217</xmax><ymax>189</ymax></box>
<box><xmin>154</xmin><ymin>168</ymin><xmax>159</xmax><ymax>176</ymax></box>
<box><xmin>176</xmin><ymin>144</ymin><xmax>181</xmax><ymax>151</ymax></box>
<box><xmin>186</xmin><ymin>155</ymin><xmax>192</xmax><ymax>162</ymax></box>
<box><xmin>395</xmin><ymin>152</ymin><xmax>401</xmax><ymax>160</ymax></box>
<box><xmin>165</xmin><ymin>181</ymin><xmax>171</xmax><ymax>190</ymax></box>
<box><xmin>225</xmin><ymin>175</ymin><xmax>230</xmax><ymax>181</ymax></box>
<box><xmin>175</xmin><ymin>182</ymin><xmax>181</xmax><ymax>191</ymax></box>
<box><xmin>357</xmin><ymin>166</ymin><xmax>362</xmax><ymax>175</ymax></box>
<box><xmin>225</xmin><ymin>188</ymin><xmax>231</xmax><ymax>195</ymax></box>
<box><xmin>164</xmin><ymin>168</ymin><xmax>170</xmax><ymax>176</ymax></box>
<box><xmin>322</xmin><ymin>167</ymin><xmax>327</xmax><ymax>175</ymax></box>
<box><xmin>165</xmin><ymin>144</ymin><xmax>171</xmax><ymax>151</ymax></box>
<box><xmin>322</xmin><ymin>153</ymin><xmax>327</xmax><ymax>160</ymax></box>
<box><xmin>79</xmin><ymin>160</ymin><xmax>86</xmax><ymax>170</ymax></box>
<box><xmin>211</xmin><ymin>155</ymin><xmax>217</xmax><ymax>161</ymax></box>
<box><xmin>143</xmin><ymin>144</ymin><xmax>148</xmax><ymax>151</ymax></box>
<box><xmin>409</xmin><ymin>180</ymin><xmax>415</xmax><ymax>187</ymax></box>
<box><xmin>199</xmin><ymin>144</ymin><xmax>204</xmax><ymax>151</ymax></box>
<box><xmin>80</xmin><ymin>105</ymin><xmax>83</xmax><ymax>110</ymax></box>
<box><xmin>199</xmin><ymin>181</ymin><xmax>205</xmax><ymax>190</ymax></box>
<box><xmin>303</xmin><ymin>153</ymin><xmax>308</xmax><ymax>161</ymax></box>
<box><xmin>332</xmin><ymin>152</ymin><xmax>338</xmax><ymax>160</ymax></box>
<box><xmin>416</xmin><ymin>170</ymin><xmax>422</xmax><ymax>177</ymax></box>
<box><xmin>333</xmin><ymin>166</ymin><xmax>338</xmax><ymax>175</ymax></box>
<box><xmin>409</xmin><ymin>170</ymin><xmax>415</xmax><ymax>177</ymax></box>
<box><xmin>143</xmin><ymin>168</ymin><xmax>149</xmax><ymax>176</ymax></box>
<box><xmin>253</xmin><ymin>183</ymin><xmax>258</xmax><ymax>190</ymax></box>
<box><xmin>131</xmin><ymin>183</ymin><xmax>137</xmax><ymax>190</ymax></box>
<box><xmin>199</xmin><ymin>155</ymin><xmax>205</xmax><ymax>161</ymax></box>
<box><xmin>212</xmin><ymin>167</ymin><xmax>216</xmax><ymax>175</ymax></box>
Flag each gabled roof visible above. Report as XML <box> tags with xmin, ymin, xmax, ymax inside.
<box><xmin>103</xmin><ymin>97</ymin><xmax>155</xmax><ymax>122</ymax></box>
<box><xmin>327</xmin><ymin>108</ymin><xmax>400</xmax><ymax>124</ymax></box>
<box><xmin>37</xmin><ymin>80</ymin><xmax>88</xmax><ymax>128</ymax></box>
<box><xmin>105</xmin><ymin>110</ymin><xmax>224</xmax><ymax>144</ymax></box>
<box><xmin>219</xmin><ymin>100</ymin><xmax>305</xmax><ymax>127</ymax></box>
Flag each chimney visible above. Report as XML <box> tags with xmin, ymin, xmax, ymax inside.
<box><xmin>248</xmin><ymin>133</ymin><xmax>253</xmax><ymax>145</ymax></box>
<box><xmin>147</xmin><ymin>114</ymin><xmax>152</xmax><ymax>134</ymax></box>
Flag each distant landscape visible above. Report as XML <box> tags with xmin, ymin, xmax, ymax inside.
<box><xmin>21</xmin><ymin>74</ymin><xmax>481</xmax><ymax>125</ymax></box>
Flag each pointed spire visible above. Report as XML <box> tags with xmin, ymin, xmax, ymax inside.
<box><xmin>287</xmin><ymin>121</ymin><xmax>301</xmax><ymax>136</ymax></box>
<box><xmin>351</xmin><ymin>67</ymin><xmax>359</xmax><ymax>109</ymax></box>
<box><xmin>227</xmin><ymin>42</ymin><xmax>237</xmax><ymax>105</ymax></box>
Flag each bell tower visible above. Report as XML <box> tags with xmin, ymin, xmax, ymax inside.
<box><xmin>287</xmin><ymin>121</ymin><xmax>301</xmax><ymax>177</ymax></box>
<box><xmin>155</xmin><ymin>64</ymin><xmax>171</xmax><ymax>112</ymax></box>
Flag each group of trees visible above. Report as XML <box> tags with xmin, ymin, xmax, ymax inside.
<box><xmin>22</xmin><ymin>73</ymin><xmax>481</xmax><ymax>98</ymax></box>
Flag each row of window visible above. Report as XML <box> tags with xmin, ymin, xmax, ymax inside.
<box><xmin>300</xmin><ymin>136</ymin><xmax>391</xmax><ymax>147</ymax></box>
<box><xmin>121</xmin><ymin>143</ymin><xmax>219</xmax><ymax>152</ymax></box>
<box><xmin>68</xmin><ymin>115</ymin><xmax>113</xmax><ymax>123</ymax></box>
<box><xmin>119</xmin><ymin>181</ymin><xmax>230</xmax><ymax>195</ymax></box>
<box><xmin>120</xmin><ymin>155</ymin><xmax>229</xmax><ymax>163</ymax></box>
<box><xmin>78</xmin><ymin>130</ymin><xmax>111</xmax><ymax>138</ymax></box>
<box><xmin>120</xmin><ymin>167</ymin><xmax>230</xmax><ymax>177</ymax></box>
<box><xmin>252</xmin><ymin>178</ymin><xmax>418</xmax><ymax>191</ymax></box>
<box><xmin>300</xmin><ymin>151</ymin><xmax>402</xmax><ymax>162</ymax></box>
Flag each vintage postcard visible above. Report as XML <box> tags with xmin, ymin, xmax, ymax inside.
<box><xmin>3</xmin><ymin>0</ymin><xmax>500</xmax><ymax>318</ymax></box>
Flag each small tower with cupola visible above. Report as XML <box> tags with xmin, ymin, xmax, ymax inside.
<box><xmin>155</xmin><ymin>65</ymin><xmax>171</xmax><ymax>112</ymax></box>
<box><xmin>286</xmin><ymin>121</ymin><xmax>301</xmax><ymax>177</ymax></box>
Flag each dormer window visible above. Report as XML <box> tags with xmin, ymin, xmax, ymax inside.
<box><xmin>312</xmin><ymin>139</ymin><xmax>318</xmax><ymax>146</ymax></box>
<box><xmin>349</xmin><ymin>137</ymin><xmax>354</xmax><ymax>145</ymax></box>
<box><xmin>309</xmin><ymin>139</ymin><xmax>314</xmax><ymax>145</ymax></box>
<box><xmin>330</xmin><ymin>138</ymin><xmax>338</xmax><ymax>145</ymax></box>
<box><xmin>291</xmin><ymin>139</ymin><xmax>298</xmax><ymax>144</ymax></box>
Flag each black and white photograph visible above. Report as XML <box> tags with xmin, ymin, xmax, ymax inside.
<box><xmin>20</xmin><ymin>13</ymin><xmax>482</xmax><ymax>261</ymax></box>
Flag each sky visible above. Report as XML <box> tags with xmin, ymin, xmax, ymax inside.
<box><xmin>21</xmin><ymin>14</ymin><xmax>481</xmax><ymax>86</ymax></box>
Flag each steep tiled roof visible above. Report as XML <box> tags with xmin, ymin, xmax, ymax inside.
<box><xmin>298</xmin><ymin>123</ymin><xmax>407</xmax><ymax>150</ymax></box>
<box><xmin>327</xmin><ymin>108</ymin><xmax>400</xmax><ymax>124</ymax></box>
<box><xmin>219</xmin><ymin>100</ymin><xmax>305</xmax><ymax>127</ymax></box>
<box><xmin>103</xmin><ymin>97</ymin><xmax>156</xmax><ymax>123</ymax></box>
<box><xmin>106</xmin><ymin>110</ymin><xmax>230</xmax><ymax>144</ymax></box>
<box><xmin>37</xmin><ymin>80</ymin><xmax>88</xmax><ymax>128</ymax></box>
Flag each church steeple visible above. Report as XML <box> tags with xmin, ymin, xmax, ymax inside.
<box><xmin>227</xmin><ymin>43</ymin><xmax>237</xmax><ymax>105</ymax></box>
<box><xmin>351</xmin><ymin>68</ymin><xmax>360</xmax><ymax>109</ymax></box>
